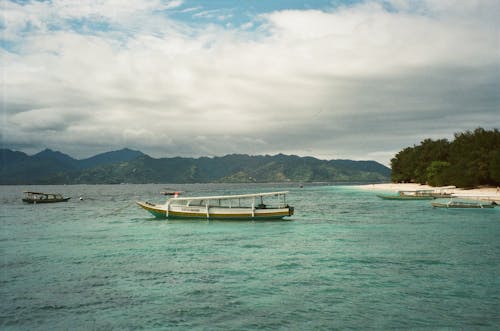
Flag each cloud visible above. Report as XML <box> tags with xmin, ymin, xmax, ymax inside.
<box><xmin>1</xmin><ymin>0</ymin><xmax>498</xmax><ymax>164</ymax></box>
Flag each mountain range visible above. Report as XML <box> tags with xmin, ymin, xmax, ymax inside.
<box><xmin>0</xmin><ymin>148</ymin><xmax>390</xmax><ymax>184</ymax></box>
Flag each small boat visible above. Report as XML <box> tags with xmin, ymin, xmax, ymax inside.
<box><xmin>22</xmin><ymin>191</ymin><xmax>71</xmax><ymax>204</ymax></box>
<box><xmin>377</xmin><ymin>187</ymin><xmax>455</xmax><ymax>200</ymax></box>
<box><xmin>413</xmin><ymin>189</ymin><xmax>453</xmax><ymax>198</ymax></box>
<box><xmin>377</xmin><ymin>191</ymin><xmax>436</xmax><ymax>200</ymax></box>
<box><xmin>160</xmin><ymin>191</ymin><xmax>182</xmax><ymax>197</ymax></box>
<box><xmin>432</xmin><ymin>200</ymin><xmax>496</xmax><ymax>209</ymax></box>
<box><xmin>377</xmin><ymin>194</ymin><xmax>436</xmax><ymax>200</ymax></box>
<box><xmin>136</xmin><ymin>191</ymin><xmax>294</xmax><ymax>220</ymax></box>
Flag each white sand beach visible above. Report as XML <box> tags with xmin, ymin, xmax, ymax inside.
<box><xmin>356</xmin><ymin>183</ymin><xmax>500</xmax><ymax>204</ymax></box>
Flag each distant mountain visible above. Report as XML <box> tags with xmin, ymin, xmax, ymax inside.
<box><xmin>329</xmin><ymin>159</ymin><xmax>390</xmax><ymax>176</ymax></box>
<box><xmin>0</xmin><ymin>147</ymin><xmax>144</xmax><ymax>184</ymax></box>
<box><xmin>0</xmin><ymin>149</ymin><xmax>30</xmax><ymax>166</ymax></box>
<box><xmin>78</xmin><ymin>148</ymin><xmax>144</xmax><ymax>169</ymax></box>
<box><xmin>33</xmin><ymin>148</ymin><xmax>79</xmax><ymax>169</ymax></box>
<box><xmin>1</xmin><ymin>148</ymin><xmax>79</xmax><ymax>184</ymax></box>
<box><xmin>0</xmin><ymin>148</ymin><xmax>390</xmax><ymax>184</ymax></box>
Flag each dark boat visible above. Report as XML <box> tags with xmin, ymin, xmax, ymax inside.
<box><xmin>22</xmin><ymin>191</ymin><xmax>71</xmax><ymax>204</ymax></box>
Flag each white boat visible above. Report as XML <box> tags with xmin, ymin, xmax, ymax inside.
<box><xmin>431</xmin><ymin>199</ymin><xmax>496</xmax><ymax>209</ymax></box>
<box><xmin>136</xmin><ymin>191</ymin><xmax>294</xmax><ymax>220</ymax></box>
<box><xmin>377</xmin><ymin>188</ymin><xmax>454</xmax><ymax>200</ymax></box>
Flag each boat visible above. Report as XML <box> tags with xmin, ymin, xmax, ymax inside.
<box><xmin>376</xmin><ymin>191</ymin><xmax>436</xmax><ymax>200</ymax></box>
<box><xmin>160</xmin><ymin>191</ymin><xmax>182</xmax><ymax>197</ymax></box>
<box><xmin>22</xmin><ymin>191</ymin><xmax>71</xmax><ymax>204</ymax></box>
<box><xmin>377</xmin><ymin>187</ymin><xmax>455</xmax><ymax>200</ymax></box>
<box><xmin>432</xmin><ymin>199</ymin><xmax>496</xmax><ymax>209</ymax></box>
<box><xmin>136</xmin><ymin>191</ymin><xmax>294</xmax><ymax>220</ymax></box>
<box><xmin>377</xmin><ymin>194</ymin><xmax>436</xmax><ymax>200</ymax></box>
<box><xmin>413</xmin><ymin>189</ymin><xmax>453</xmax><ymax>198</ymax></box>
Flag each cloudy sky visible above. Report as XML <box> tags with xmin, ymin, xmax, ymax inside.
<box><xmin>1</xmin><ymin>0</ymin><xmax>499</xmax><ymax>165</ymax></box>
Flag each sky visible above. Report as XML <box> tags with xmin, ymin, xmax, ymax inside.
<box><xmin>1</xmin><ymin>0</ymin><xmax>499</xmax><ymax>165</ymax></box>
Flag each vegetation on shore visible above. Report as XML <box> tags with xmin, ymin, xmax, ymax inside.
<box><xmin>391</xmin><ymin>128</ymin><xmax>500</xmax><ymax>187</ymax></box>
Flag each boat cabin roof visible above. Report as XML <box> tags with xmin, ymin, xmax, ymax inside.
<box><xmin>24</xmin><ymin>191</ymin><xmax>56</xmax><ymax>195</ymax></box>
<box><xmin>168</xmin><ymin>191</ymin><xmax>289</xmax><ymax>202</ymax></box>
<box><xmin>23</xmin><ymin>191</ymin><xmax>64</xmax><ymax>197</ymax></box>
<box><xmin>399</xmin><ymin>187</ymin><xmax>456</xmax><ymax>194</ymax></box>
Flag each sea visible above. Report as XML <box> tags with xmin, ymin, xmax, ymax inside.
<box><xmin>1</xmin><ymin>183</ymin><xmax>499</xmax><ymax>330</ymax></box>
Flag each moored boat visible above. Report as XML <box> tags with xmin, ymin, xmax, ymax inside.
<box><xmin>377</xmin><ymin>192</ymin><xmax>436</xmax><ymax>200</ymax></box>
<box><xmin>22</xmin><ymin>191</ymin><xmax>71</xmax><ymax>204</ymax></box>
<box><xmin>414</xmin><ymin>189</ymin><xmax>453</xmax><ymax>198</ymax></box>
<box><xmin>137</xmin><ymin>191</ymin><xmax>294</xmax><ymax>220</ymax></box>
<box><xmin>432</xmin><ymin>200</ymin><xmax>496</xmax><ymax>209</ymax></box>
<box><xmin>377</xmin><ymin>194</ymin><xmax>436</xmax><ymax>200</ymax></box>
<box><xmin>377</xmin><ymin>187</ymin><xmax>455</xmax><ymax>200</ymax></box>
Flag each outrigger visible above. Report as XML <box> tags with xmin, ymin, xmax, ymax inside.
<box><xmin>136</xmin><ymin>191</ymin><xmax>294</xmax><ymax>220</ymax></box>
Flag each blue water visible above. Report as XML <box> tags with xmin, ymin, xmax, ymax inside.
<box><xmin>1</xmin><ymin>184</ymin><xmax>499</xmax><ymax>330</ymax></box>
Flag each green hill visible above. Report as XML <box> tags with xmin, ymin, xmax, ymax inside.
<box><xmin>0</xmin><ymin>149</ymin><xmax>390</xmax><ymax>184</ymax></box>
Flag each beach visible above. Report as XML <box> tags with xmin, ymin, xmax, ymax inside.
<box><xmin>356</xmin><ymin>183</ymin><xmax>500</xmax><ymax>204</ymax></box>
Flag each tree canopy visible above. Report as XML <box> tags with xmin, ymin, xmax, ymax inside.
<box><xmin>390</xmin><ymin>128</ymin><xmax>500</xmax><ymax>187</ymax></box>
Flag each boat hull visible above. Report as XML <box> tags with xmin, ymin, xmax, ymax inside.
<box><xmin>377</xmin><ymin>194</ymin><xmax>435</xmax><ymax>200</ymax></box>
<box><xmin>431</xmin><ymin>202</ymin><xmax>495</xmax><ymax>209</ymax></box>
<box><xmin>22</xmin><ymin>197</ymin><xmax>71</xmax><ymax>204</ymax></box>
<box><xmin>136</xmin><ymin>201</ymin><xmax>294</xmax><ymax>220</ymax></box>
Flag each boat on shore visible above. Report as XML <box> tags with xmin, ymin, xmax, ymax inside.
<box><xmin>22</xmin><ymin>191</ymin><xmax>71</xmax><ymax>204</ymax></box>
<box><xmin>136</xmin><ymin>191</ymin><xmax>294</xmax><ymax>220</ymax></box>
<box><xmin>432</xmin><ymin>199</ymin><xmax>496</xmax><ymax>209</ymax></box>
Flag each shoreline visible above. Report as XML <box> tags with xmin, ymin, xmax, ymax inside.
<box><xmin>355</xmin><ymin>183</ymin><xmax>500</xmax><ymax>204</ymax></box>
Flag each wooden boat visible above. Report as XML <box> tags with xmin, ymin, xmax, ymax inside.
<box><xmin>137</xmin><ymin>191</ymin><xmax>294</xmax><ymax>220</ymax></box>
<box><xmin>377</xmin><ymin>187</ymin><xmax>454</xmax><ymax>200</ymax></box>
<box><xmin>377</xmin><ymin>191</ymin><xmax>436</xmax><ymax>200</ymax></box>
<box><xmin>377</xmin><ymin>194</ymin><xmax>435</xmax><ymax>200</ymax></box>
<box><xmin>413</xmin><ymin>189</ymin><xmax>453</xmax><ymax>198</ymax></box>
<box><xmin>22</xmin><ymin>191</ymin><xmax>71</xmax><ymax>204</ymax></box>
<box><xmin>432</xmin><ymin>200</ymin><xmax>496</xmax><ymax>209</ymax></box>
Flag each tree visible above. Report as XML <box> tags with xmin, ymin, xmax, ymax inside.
<box><xmin>448</xmin><ymin>128</ymin><xmax>500</xmax><ymax>187</ymax></box>
<box><xmin>413</xmin><ymin>139</ymin><xmax>450</xmax><ymax>183</ymax></box>
<box><xmin>390</xmin><ymin>128</ymin><xmax>500</xmax><ymax>187</ymax></box>
<box><xmin>489</xmin><ymin>150</ymin><xmax>500</xmax><ymax>185</ymax></box>
<box><xmin>426</xmin><ymin>161</ymin><xmax>451</xmax><ymax>187</ymax></box>
<box><xmin>391</xmin><ymin>146</ymin><xmax>418</xmax><ymax>183</ymax></box>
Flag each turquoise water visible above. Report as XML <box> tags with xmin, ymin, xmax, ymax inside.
<box><xmin>1</xmin><ymin>184</ymin><xmax>499</xmax><ymax>330</ymax></box>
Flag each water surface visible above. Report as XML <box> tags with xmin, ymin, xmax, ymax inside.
<box><xmin>1</xmin><ymin>184</ymin><xmax>499</xmax><ymax>329</ymax></box>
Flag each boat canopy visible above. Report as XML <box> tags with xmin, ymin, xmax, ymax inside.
<box><xmin>400</xmin><ymin>188</ymin><xmax>454</xmax><ymax>194</ymax></box>
<box><xmin>168</xmin><ymin>191</ymin><xmax>289</xmax><ymax>202</ymax></box>
<box><xmin>23</xmin><ymin>191</ymin><xmax>63</xmax><ymax>197</ymax></box>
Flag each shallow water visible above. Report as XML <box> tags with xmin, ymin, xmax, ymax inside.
<box><xmin>1</xmin><ymin>184</ymin><xmax>499</xmax><ymax>329</ymax></box>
